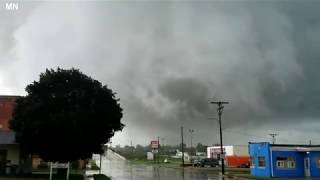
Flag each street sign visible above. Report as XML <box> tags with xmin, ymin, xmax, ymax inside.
<box><xmin>151</xmin><ymin>140</ymin><xmax>159</xmax><ymax>149</ymax></box>
<box><xmin>152</xmin><ymin>149</ymin><xmax>158</xmax><ymax>153</ymax></box>
<box><xmin>50</xmin><ymin>162</ymin><xmax>70</xmax><ymax>180</ymax></box>
<box><xmin>51</xmin><ymin>163</ymin><xmax>69</xmax><ymax>168</ymax></box>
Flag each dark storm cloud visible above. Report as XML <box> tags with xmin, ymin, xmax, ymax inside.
<box><xmin>159</xmin><ymin>77</ymin><xmax>209</xmax><ymax>118</ymax></box>
<box><xmin>1</xmin><ymin>1</ymin><xmax>320</xmax><ymax>145</ymax></box>
<box><xmin>255</xmin><ymin>2</ymin><xmax>320</xmax><ymax>121</ymax></box>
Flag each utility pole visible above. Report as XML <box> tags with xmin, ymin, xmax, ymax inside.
<box><xmin>269</xmin><ymin>133</ymin><xmax>278</xmax><ymax>144</ymax></box>
<box><xmin>157</xmin><ymin>136</ymin><xmax>160</xmax><ymax>164</ymax></box>
<box><xmin>211</xmin><ymin>101</ymin><xmax>229</xmax><ymax>175</ymax></box>
<box><xmin>181</xmin><ymin>126</ymin><xmax>185</xmax><ymax>167</ymax></box>
<box><xmin>189</xmin><ymin>129</ymin><xmax>194</xmax><ymax>156</ymax></box>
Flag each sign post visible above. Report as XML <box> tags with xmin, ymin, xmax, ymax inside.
<box><xmin>150</xmin><ymin>140</ymin><xmax>160</xmax><ymax>162</ymax></box>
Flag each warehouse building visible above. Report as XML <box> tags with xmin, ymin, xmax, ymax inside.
<box><xmin>249</xmin><ymin>142</ymin><xmax>320</xmax><ymax>178</ymax></box>
<box><xmin>207</xmin><ymin>145</ymin><xmax>249</xmax><ymax>167</ymax></box>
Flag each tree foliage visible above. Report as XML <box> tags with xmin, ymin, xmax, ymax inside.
<box><xmin>10</xmin><ymin>68</ymin><xmax>123</xmax><ymax>162</ymax></box>
<box><xmin>196</xmin><ymin>143</ymin><xmax>207</xmax><ymax>152</ymax></box>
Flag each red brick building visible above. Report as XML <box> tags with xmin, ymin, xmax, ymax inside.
<box><xmin>0</xmin><ymin>96</ymin><xmax>20</xmax><ymax>174</ymax></box>
<box><xmin>0</xmin><ymin>96</ymin><xmax>19</xmax><ymax>131</ymax></box>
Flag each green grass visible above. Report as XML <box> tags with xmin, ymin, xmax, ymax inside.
<box><xmin>93</xmin><ymin>174</ymin><xmax>111</xmax><ymax>180</ymax></box>
<box><xmin>0</xmin><ymin>173</ymin><xmax>83</xmax><ymax>180</ymax></box>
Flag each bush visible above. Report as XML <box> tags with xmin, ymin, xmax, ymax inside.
<box><xmin>71</xmin><ymin>161</ymin><xmax>79</xmax><ymax>169</ymax></box>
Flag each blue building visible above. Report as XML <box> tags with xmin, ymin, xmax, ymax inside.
<box><xmin>249</xmin><ymin>142</ymin><xmax>320</xmax><ymax>178</ymax></box>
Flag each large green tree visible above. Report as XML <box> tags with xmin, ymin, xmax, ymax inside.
<box><xmin>10</xmin><ymin>68</ymin><xmax>123</xmax><ymax>162</ymax></box>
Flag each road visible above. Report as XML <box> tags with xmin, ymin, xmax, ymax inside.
<box><xmin>92</xmin><ymin>150</ymin><xmax>320</xmax><ymax>180</ymax></box>
<box><xmin>93</xmin><ymin>150</ymin><xmax>238</xmax><ymax>180</ymax></box>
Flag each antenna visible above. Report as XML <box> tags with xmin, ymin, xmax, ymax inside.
<box><xmin>269</xmin><ymin>133</ymin><xmax>278</xmax><ymax>144</ymax></box>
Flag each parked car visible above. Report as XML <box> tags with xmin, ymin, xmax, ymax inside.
<box><xmin>191</xmin><ymin>159</ymin><xmax>201</xmax><ymax>167</ymax></box>
<box><xmin>200</xmin><ymin>158</ymin><xmax>219</xmax><ymax>167</ymax></box>
<box><xmin>237</xmin><ymin>162</ymin><xmax>250</xmax><ymax>168</ymax></box>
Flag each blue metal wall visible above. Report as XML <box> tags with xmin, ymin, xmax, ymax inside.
<box><xmin>271</xmin><ymin>151</ymin><xmax>304</xmax><ymax>177</ymax></box>
<box><xmin>249</xmin><ymin>142</ymin><xmax>271</xmax><ymax>177</ymax></box>
<box><xmin>250</xmin><ymin>143</ymin><xmax>320</xmax><ymax>178</ymax></box>
<box><xmin>309</xmin><ymin>152</ymin><xmax>320</xmax><ymax>177</ymax></box>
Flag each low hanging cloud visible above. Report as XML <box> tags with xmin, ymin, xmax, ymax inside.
<box><xmin>0</xmin><ymin>1</ymin><xmax>320</xmax><ymax>146</ymax></box>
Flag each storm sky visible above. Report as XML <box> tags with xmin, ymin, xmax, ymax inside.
<box><xmin>1</xmin><ymin>1</ymin><xmax>320</xmax><ymax>147</ymax></box>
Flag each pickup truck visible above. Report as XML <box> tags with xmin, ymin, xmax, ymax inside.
<box><xmin>199</xmin><ymin>158</ymin><xmax>219</xmax><ymax>167</ymax></box>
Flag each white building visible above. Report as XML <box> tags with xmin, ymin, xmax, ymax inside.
<box><xmin>171</xmin><ymin>150</ymin><xmax>190</xmax><ymax>162</ymax></box>
<box><xmin>207</xmin><ymin>145</ymin><xmax>248</xmax><ymax>158</ymax></box>
<box><xmin>147</xmin><ymin>152</ymin><xmax>154</xmax><ymax>160</ymax></box>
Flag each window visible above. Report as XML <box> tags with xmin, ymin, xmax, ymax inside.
<box><xmin>258</xmin><ymin>156</ymin><xmax>265</xmax><ymax>167</ymax></box>
<box><xmin>276</xmin><ymin>157</ymin><xmax>295</xmax><ymax>169</ymax></box>
<box><xmin>277</xmin><ymin>161</ymin><xmax>285</xmax><ymax>168</ymax></box>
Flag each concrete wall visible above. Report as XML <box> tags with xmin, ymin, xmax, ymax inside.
<box><xmin>207</xmin><ymin>145</ymin><xmax>248</xmax><ymax>158</ymax></box>
<box><xmin>207</xmin><ymin>146</ymin><xmax>234</xmax><ymax>158</ymax></box>
<box><xmin>7</xmin><ymin>145</ymin><xmax>19</xmax><ymax>165</ymax></box>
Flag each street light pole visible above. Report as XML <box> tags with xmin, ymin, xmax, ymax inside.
<box><xmin>189</xmin><ymin>129</ymin><xmax>194</xmax><ymax>156</ymax></box>
<box><xmin>211</xmin><ymin>101</ymin><xmax>229</xmax><ymax>175</ymax></box>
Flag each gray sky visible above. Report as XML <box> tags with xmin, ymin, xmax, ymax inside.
<box><xmin>1</xmin><ymin>1</ymin><xmax>320</xmax><ymax>147</ymax></box>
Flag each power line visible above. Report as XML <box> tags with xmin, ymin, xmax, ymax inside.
<box><xmin>223</xmin><ymin>130</ymin><xmax>308</xmax><ymax>144</ymax></box>
<box><xmin>223</xmin><ymin>130</ymin><xmax>270</xmax><ymax>140</ymax></box>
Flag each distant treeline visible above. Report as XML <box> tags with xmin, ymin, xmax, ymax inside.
<box><xmin>111</xmin><ymin>143</ymin><xmax>208</xmax><ymax>160</ymax></box>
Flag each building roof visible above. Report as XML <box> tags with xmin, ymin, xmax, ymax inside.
<box><xmin>249</xmin><ymin>142</ymin><xmax>320</xmax><ymax>148</ymax></box>
<box><xmin>0</xmin><ymin>130</ymin><xmax>16</xmax><ymax>144</ymax></box>
<box><xmin>271</xmin><ymin>144</ymin><xmax>320</xmax><ymax>148</ymax></box>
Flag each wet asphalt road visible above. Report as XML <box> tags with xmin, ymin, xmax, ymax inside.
<box><xmin>92</xmin><ymin>150</ymin><xmax>320</xmax><ymax>180</ymax></box>
<box><xmin>93</xmin><ymin>150</ymin><xmax>320</xmax><ymax>180</ymax></box>
<box><xmin>93</xmin><ymin>150</ymin><xmax>237</xmax><ymax>180</ymax></box>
